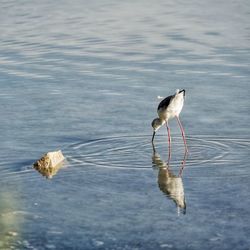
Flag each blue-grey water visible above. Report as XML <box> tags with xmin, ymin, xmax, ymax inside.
<box><xmin>1</xmin><ymin>1</ymin><xmax>250</xmax><ymax>249</ymax></box>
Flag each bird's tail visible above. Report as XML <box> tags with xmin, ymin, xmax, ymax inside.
<box><xmin>178</xmin><ymin>89</ymin><xmax>185</xmax><ymax>96</ymax></box>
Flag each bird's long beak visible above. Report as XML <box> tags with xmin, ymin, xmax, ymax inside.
<box><xmin>152</xmin><ymin>131</ymin><xmax>156</xmax><ymax>143</ymax></box>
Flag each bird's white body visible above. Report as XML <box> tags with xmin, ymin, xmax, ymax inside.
<box><xmin>158</xmin><ymin>89</ymin><xmax>184</xmax><ymax>122</ymax></box>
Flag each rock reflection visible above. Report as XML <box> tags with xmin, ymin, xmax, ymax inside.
<box><xmin>152</xmin><ymin>145</ymin><xmax>187</xmax><ymax>215</ymax></box>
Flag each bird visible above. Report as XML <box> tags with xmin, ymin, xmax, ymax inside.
<box><xmin>151</xmin><ymin>89</ymin><xmax>188</xmax><ymax>160</ymax></box>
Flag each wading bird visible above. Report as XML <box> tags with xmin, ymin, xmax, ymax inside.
<box><xmin>151</xmin><ymin>89</ymin><xmax>188</xmax><ymax>161</ymax></box>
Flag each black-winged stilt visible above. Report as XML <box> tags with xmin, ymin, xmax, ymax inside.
<box><xmin>151</xmin><ymin>89</ymin><xmax>188</xmax><ymax>160</ymax></box>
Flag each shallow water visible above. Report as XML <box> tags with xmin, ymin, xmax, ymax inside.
<box><xmin>1</xmin><ymin>0</ymin><xmax>250</xmax><ymax>249</ymax></box>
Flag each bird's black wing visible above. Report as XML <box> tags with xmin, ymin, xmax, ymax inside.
<box><xmin>157</xmin><ymin>95</ymin><xmax>173</xmax><ymax>111</ymax></box>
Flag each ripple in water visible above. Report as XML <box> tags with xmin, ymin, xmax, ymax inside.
<box><xmin>0</xmin><ymin>135</ymin><xmax>249</xmax><ymax>182</ymax></box>
<box><xmin>63</xmin><ymin>135</ymin><xmax>250</xmax><ymax>178</ymax></box>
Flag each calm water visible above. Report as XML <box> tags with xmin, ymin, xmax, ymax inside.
<box><xmin>1</xmin><ymin>0</ymin><xmax>250</xmax><ymax>249</ymax></box>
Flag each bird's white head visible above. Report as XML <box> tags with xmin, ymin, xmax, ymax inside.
<box><xmin>151</xmin><ymin>118</ymin><xmax>165</xmax><ymax>143</ymax></box>
<box><xmin>151</xmin><ymin>118</ymin><xmax>165</xmax><ymax>132</ymax></box>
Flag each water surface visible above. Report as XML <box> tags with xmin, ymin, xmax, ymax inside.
<box><xmin>0</xmin><ymin>0</ymin><xmax>250</xmax><ymax>249</ymax></box>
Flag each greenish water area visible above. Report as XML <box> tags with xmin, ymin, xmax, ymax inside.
<box><xmin>0</xmin><ymin>1</ymin><xmax>250</xmax><ymax>249</ymax></box>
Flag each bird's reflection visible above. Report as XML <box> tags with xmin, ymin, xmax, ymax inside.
<box><xmin>152</xmin><ymin>144</ymin><xmax>187</xmax><ymax>215</ymax></box>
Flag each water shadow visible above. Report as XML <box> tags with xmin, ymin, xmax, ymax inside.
<box><xmin>152</xmin><ymin>143</ymin><xmax>187</xmax><ymax>214</ymax></box>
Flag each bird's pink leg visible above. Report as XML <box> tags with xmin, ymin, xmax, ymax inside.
<box><xmin>176</xmin><ymin>116</ymin><xmax>188</xmax><ymax>153</ymax></box>
<box><xmin>166</xmin><ymin>121</ymin><xmax>171</xmax><ymax>164</ymax></box>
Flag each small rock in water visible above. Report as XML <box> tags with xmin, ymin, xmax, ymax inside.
<box><xmin>160</xmin><ymin>243</ymin><xmax>173</xmax><ymax>248</ymax></box>
<box><xmin>92</xmin><ymin>239</ymin><xmax>104</xmax><ymax>247</ymax></box>
<box><xmin>7</xmin><ymin>231</ymin><xmax>18</xmax><ymax>237</ymax></box>
<box><xmin>33</xmin><ymin>150</ymin><xmax>65</xmax><ymax>178</ymax></box>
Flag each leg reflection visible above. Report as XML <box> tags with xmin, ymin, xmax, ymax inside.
<box><xmin>178</xmin><ymin>149</ymin><xmax>188</xmax><ymax>177</ymax></box>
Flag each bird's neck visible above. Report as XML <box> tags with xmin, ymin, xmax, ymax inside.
<box><xmin>159</xmin><ymin>119</ymin><xmax>166</xmax><ymax>125</ymax></box>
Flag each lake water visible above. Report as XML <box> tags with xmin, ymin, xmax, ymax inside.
<box><xmin>0</xmin><ymin>0</ymin><xmax>250</xmax><ymax>249</ymax></box>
